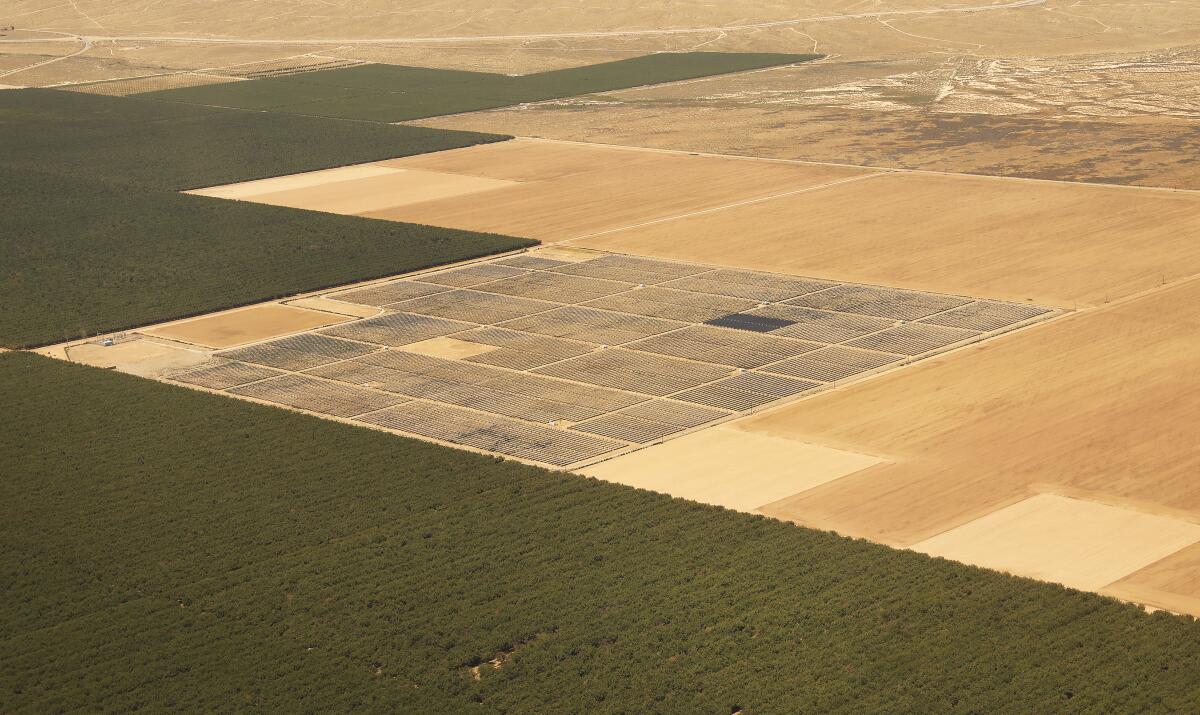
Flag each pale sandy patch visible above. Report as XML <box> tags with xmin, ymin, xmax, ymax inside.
<box><xmin>231</xmin><ymin>169</ymin><xmax>519</xmax><ymax>215</ymax></box>
<box><xmin>285</xmin><ymin>296</ymin><xmax>383</xmax><ymax>318</ymax></box>
<box><xmin>400</xmin><ymin>337</ymin><xmax>497</xmax><ymax>360</ymax></box>
<box><xmin>189</xmin><ymin>164</ymin><xmax>401</xmax><ymax>199</ymax></box>
<box><xmin>581</xmin><ymin>426</ymin><xmax>883</xmax><ymax>513</ymax></box>
<box><xmin>911</xmin><ymin>494</ymin><xmax>1200</xmax><ymax>593</ymax></box>
<box><xmin>66</xmin><ymin>339</ymin><xmax>208</xmax><ymax>377</ymax></box>
<box><xmin>1102</xmin><ymin>542</ymin><xmax>1200</xmax><ymax>617</ymax></box>
<box><xmin>142</xmin><ymin>304</ymin><xmax>349</xmax><ymax>348</ymax></box>
<box><xmin>527</xmin><ymin>246</ymin><xmax>599</xmax><ymax>262</ymax></box>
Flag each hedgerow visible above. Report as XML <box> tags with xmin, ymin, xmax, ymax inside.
<box><xmin>3</xmin><ymin>351</ymin><xmax>1200</xmax><ymax>713</ymax></box>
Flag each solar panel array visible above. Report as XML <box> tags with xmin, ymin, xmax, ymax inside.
<box><xmin>170</xmin><ymin>252</ymin><xmax>1054</xmax><ymax>468</ymax></box>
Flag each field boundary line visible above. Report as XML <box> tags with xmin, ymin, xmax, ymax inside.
<box><xmin>519</xmin><ymin>137</ymin><xmax>1200</xmax><ymax>196</ymax></box>
<box><xmin>558</xmin><ymin>171</ymin><xmax>891</xmax><ymax>244</ymax></box>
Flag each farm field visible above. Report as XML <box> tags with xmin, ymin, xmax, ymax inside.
<box><xmin>0</xmin><ymin>90</ymin><xmax>526</xmax><ymax>348</ymax></box>
<box><xmin>732</xmin><ymin>277</ymin><xmax>1200</xmax><ymax>611</ymax></box>
<box><xmin>8</xmin><ymin>350</ymin><xmax>1200</xmax><ymax>712</ymax></box>
<box><xmin>207</xmin><ymin>138</ymin><xmax>1200</xmax><ymax>308</ymax></box>
<box><xmin>193</xmin><ymin>139</ymin><xmax>873</xmax><ymax>240</ymax></box>
<box><xmin>6</xmin><ymin>0</ymin><xmax>1200</xmax><ymax>709</ymax></box>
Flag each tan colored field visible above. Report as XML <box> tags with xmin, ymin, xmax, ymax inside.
<box><xmin>198</xmin><ymin>139</ymin><xmax>875</xmax><ymax>241</ymax></box>
<box><xmin>910</xmin><ymin>494</ymin><xmax>1200</xmax><ymax>593</ymax></box>
<box><xmin>284</xmin><ymin>297</ymin><xmax>382</xmax><ymax>318</ymax></box>
<box><xmin>575</xmin><ymin>167</ymin><xmax>1200</xmax><ymax>308</ymax></box>
<box><xmin>63</xmin><ymin>338</ymin><xmax>208</xmax><ymax>377</ymax></box>
<box><xmin>583</xmin><ymin>427</ymin><xmax>884</xmax><ymax>512</ymax></box>
<box><xmin>192</xmin><ymin>166</ymin><xmax>517</xmax><ymax>215</ymax></box>
<box><xmin>142</xmin><ymin>303</ymin><xmax>349</xmax><ymax>348</ymax></box>
<box><xmin>739</xmin><ymin>277</ymin><xmax>1200</xmax><ymax>546</ymax></box>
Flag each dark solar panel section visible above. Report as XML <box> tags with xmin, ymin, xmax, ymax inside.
<box><xmin>704</xmin><ymin>313</ymin><xmax>795</xmax><ymax>333</ymax></box>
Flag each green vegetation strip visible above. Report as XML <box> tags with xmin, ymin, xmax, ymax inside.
<box><xmin>140</xmin><ymin>52</ymin><xmax>820</xmax><ymax>122</ymax></box>
<box><xmin>3</xmin><ymin>352</ymin><xmax>1199</xmax><ymax>713</ymax></box>
<box><xmin>0</xmin><ymin>90</ymin><xmax>526</xmax><ymax>348</ymax></box>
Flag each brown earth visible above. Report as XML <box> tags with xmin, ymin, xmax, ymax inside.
<box><xmin>741</xmin><ymin>276</ymin><xmax>1200</xmax><ymax>550</ymax></box>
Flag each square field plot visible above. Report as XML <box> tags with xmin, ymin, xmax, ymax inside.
<box><xmin>911</xmin><ymin>494</ymin><xmax>1200</xmax><ymax>592</ymax></box>
<box><xmin>166</xmin><ymin>249</ymin><xmax>1056</xmax><ymax>469</ymax></box>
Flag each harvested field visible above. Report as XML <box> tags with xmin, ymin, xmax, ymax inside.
<box><xmin>583</xmin><ymin>427</ymin><xmax>883</xmax><ymax>512</ymax></box>
<box><xmin>135</xmin><ymin>249</ymin><xmax>1056</xmax><ymax>469</ymax></box>
<box><xmin>742</xmin><ymin>278</ymin><xmax>1200</xmax><ymax>568</ymax></box>
<box><xmin>576</xmin><ymin>165</ymin><xmax>1200</xmax><ymax>308</ymax></box>
<box><xmin>142</xmin><ymin>304</ymin><xmax>349</xmax><ymax>348</ymax></box>
<box><xmin>911</xmin><ymin>494</ymin><xmax>1200</xmax><ymax>593</ymax></box>
<box><xmin>196</xmin><ymin>138</ymin><xmax>875</xmax><ymax>241</ymax></box>
<box><xmin>190</xmin><ymin>166</ymin><xmax>518</xmax><ymax>213</ymax></box>
<box><xmin>208</xmin><ymin>138</ymin><xmax>1200</xmax><ymax>310</ymax></box>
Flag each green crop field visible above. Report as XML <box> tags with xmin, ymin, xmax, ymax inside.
<box><xmin>3</xmin><ymin>351</ymin><xmax>1200</xmax><ymax>713</ymax></box>
<box><xmin>140</xmin><ymin>52</ymin><xmax>820</xmax><ymax>122</ymax></box>
<box><xmin>0</xmin><ymin>90</ymin><xmax>526</xmax><ymax>348</ymax></box>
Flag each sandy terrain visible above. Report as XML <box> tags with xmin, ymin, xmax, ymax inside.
<box><xmin>401</xmin><ymin>336</ymin><xmax>498</xmax><ymax>360</ymax></box>
<box><xmin>583</xmin><ymin>426</ymin><xmax>884</xmax><ymax>512</ymax></box>
<box><xmin>1105</xmin><ymin>544</ymin><xmax>1200</xmax><ymax>616</ymax></box>
<box><xmin>911</xmin><ymin>494</ymin><xmax>1200</xmax><ymax>593</ymax></box>
<box><xmin>192</xmin><ymin>167</ymin><xmax>518</xmax><ymax>215</ymax></box>
<box><xmin>284</xmin><ymin>297</ymin><xmax>382</xmax><ymax>318</ymax></box>
<box><xmin>141</xmin><ymin>303</ymin><xmax>349</xmax><ymax>348</ymax></box>
<box><xmin>201</xmin><ymin>139</ymin><xmax>874</xmax><ymax>241</ymax></box>
<box><xmin>64</xmin><ymin>338</ymin><xmax>208</xmax><ymax>377</ymax></box>
<box><xmin>575</xmin><ymin>165</ymin><xmax>1200</xmax><ymax>308</ymax></box>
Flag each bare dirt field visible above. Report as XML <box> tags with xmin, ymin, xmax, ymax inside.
<box><xmin>740</xmin><ymin>276</ymin><xmax>1200</xmax><ymax>542</ymax></box>
<box><xmin>206</xmin><ymin>138</ymin><xmax>1200</xmax><ymax>310</ymax></box>
<box><xmin>574</xmin><ymin>163</ymin><xmax>1200</xmax><ymax>308</ymax></box>
<box><xmin>582</xmin><ymin>426</ymin><xmax>884</xmax><ymax>512</ymax></box>
<box><xmin>142</xmin><ymin>303</ymin><xmax>349</xmax><ymax>348</ymax></box>
<box><xmin>197</xmin><ymin>139</ymin><xmax>875</xmax><ymax>241</ymax></box>
<box><xmin>910</xmin><ymin>494</ymin><xmax>1200</xmax><ymax>593</ymax></box>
